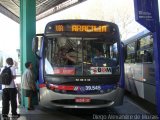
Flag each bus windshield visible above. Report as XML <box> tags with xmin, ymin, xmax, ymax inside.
<box><xmin>45</xmin><ymin>36</ymin><xmax>119</xmax><ymax>76</ymax></box>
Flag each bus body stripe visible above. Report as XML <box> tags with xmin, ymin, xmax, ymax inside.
<box><xmin>39</xmin><ymin>84</ymin><xmax>46</xmax><ymax>88</ymax></box>
<box><xmin>49</xmin><ymin>85</ymin><xmax>75</xmax><ymax>91</ymax></box>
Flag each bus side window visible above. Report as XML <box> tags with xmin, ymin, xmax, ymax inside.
<box><xmin>124</xmin><ymin>46</ymin><xmax>127</xmax><ymax>62</ymax></box>
<box><xmin>143</xmin><ymin>50</ymin><xmax>152</xmax><ymax>62</ymax></box>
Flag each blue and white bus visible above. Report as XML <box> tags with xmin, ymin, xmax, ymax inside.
<box><xmin>123</xmin><ymin>30</ymin><xmax>156</xmax><ymax>104</ymax></box>
<box><xmin>32</xmin><ymin>19</ymin><xmax>124</xmax><ymax>108</ymax></box>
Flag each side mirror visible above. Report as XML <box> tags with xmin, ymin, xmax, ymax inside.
<box><xmin>121</xmin><ymin>42</ymin><xmax>126</xmax><ymax>62</ymax></box>
<box><xmin>32</xmin><ymin>37</ymin><xmax>38</xmax><ymax>53</ymax></box>
<box><xmin>32</xmin><ymin>37</ymin><xmax>41</xmax><ymax>59</ymax></box>
<box><xmin>123</xmin><ymin>46</ymin><xmax>127</xmax><ymax>62</ymax></box>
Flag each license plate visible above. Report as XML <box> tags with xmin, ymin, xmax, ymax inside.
<box><xmin>75</xmin><ymin>97</ymin><xmax>91</xmax><ymax>103</ymax></box>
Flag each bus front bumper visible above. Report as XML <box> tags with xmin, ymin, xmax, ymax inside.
<box><xmin>39</xmin><ymin>87</ymin><xmax>124</xmax><ymax>109</ymax></box>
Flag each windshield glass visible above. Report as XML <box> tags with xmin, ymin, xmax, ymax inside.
<box><xmin>45</xmin><ymin>36</ymin><xmax>119</xmax><ymax>76</ymax></box>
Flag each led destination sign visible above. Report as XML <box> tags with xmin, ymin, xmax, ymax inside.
<box><xmin>48</xmin><ymin>24</ymin><xmax>110</xmax><ymax>33</ymax></box>
<box><xmin>72</xmin><ymin>25</ymin><xmax>108</xmax><ymax>32</ymax></box>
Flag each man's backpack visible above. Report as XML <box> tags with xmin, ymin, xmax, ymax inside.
<box><xmin>0</xmin><ymin>66</ymin><xmax>12</xmax><ymax>85</ymax></box>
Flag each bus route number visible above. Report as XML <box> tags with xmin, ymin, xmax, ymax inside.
<box><xmin>55</xmin><ymin>25</ymin><xmax>64</xmax><ymax>32</ymax></box>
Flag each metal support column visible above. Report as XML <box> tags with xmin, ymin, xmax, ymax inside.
<box><xmin>153</xmin><ymin>0</ymin><xmax>160</xmax><ymax>118</ymax></box>
<box><xmin>20</xmin><ymin>0</ymin><xmax>38</xmax><ymax>108</ymax></box>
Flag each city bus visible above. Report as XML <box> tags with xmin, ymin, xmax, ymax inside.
<box><xmin>123</xmin><ymin>30</ymin><xmax>156</xmax><ymax>104</ymax></box>
<box><xmin>32</xmin><ymin>19</ymin><xmax>124</xmax><ymax>108</ymax></box>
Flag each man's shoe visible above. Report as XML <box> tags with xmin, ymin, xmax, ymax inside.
<box><xmin>2</xmin><ymin>114</ymin><xmax>8</xmax><ymax>118</ymax></box>
<box><xmin>28</xmin><ymin>106</ymin><xmax>34</xmax><ymax>110</ymax></box>
<box><xmin>12</xmin><ymin>113</ymin><xmax>20</xmax><ymax>118</ymax></box>
<box><xmin>28</xmin><ymin>107</ymin><xmax>34</xmax><ymax>110</ymax></box>
<box><xmin>2</xmin><ymin>114</ymin><xmax>9</xmax><ymax>120</ymax></box>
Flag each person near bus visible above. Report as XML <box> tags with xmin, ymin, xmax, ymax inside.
<box><xmin>94</xmin><ymin>48</ymin><xmax>105</xmax><ymax>58</ymax></box>
<box><xmin>1</xmin><ymin>57</ymin><xmax>20</xmax><ymax>118</ymax></box>
<box><xmin>56</xmin><ymin>46</ymin><xmax>76</xmax><ymax>65</ymax></box>
<box><xmin>22</xmin><ymin>61</ymin><xmax>36</xmax><ymax>110</ymax></box>
<box><xmin>92</xmin><ymin>48</ymin><xmax>105</xmax><ymax>66</ymax></box>
<box><xmin>92</xmin><ymin>48</ymin><xmax>117</xmax><ymax>69</ymax></box>
<box><xmin>143</xmin><ymin>50</ymin><xmax>152</xmax><ymax>62</ymax></box>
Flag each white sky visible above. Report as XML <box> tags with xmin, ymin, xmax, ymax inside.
<box><xmin>0</xmin><ymin>0</ymin><xmax>146</xmax><ymax>54</ymax></box>
<box><xmin>0</xmin><ymin>13</ymin><xmax>19</xmax><ymax>58</ymax></box>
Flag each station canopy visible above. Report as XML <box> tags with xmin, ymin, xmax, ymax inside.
<box><xmin>0</xmin><ymin>0</ymin><xmax>86</xmax><ymax>23</ymax></box>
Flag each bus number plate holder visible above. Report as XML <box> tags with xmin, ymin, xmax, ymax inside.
<box><xmin>75</xmin><ymin>97</ymin><xmax>91</xmax><ymax>103</ymax></box>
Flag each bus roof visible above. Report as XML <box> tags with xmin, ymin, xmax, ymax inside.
<box><xmin>123</xmin><ymin>29</ymin><xmax>151</xmax><ymax>45</ymax></box>
<box><xmin>45</xmin><ymin>19</ymin><xmax>118</xmax><ymax>27</ymax></box>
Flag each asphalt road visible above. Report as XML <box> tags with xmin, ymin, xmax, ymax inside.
<box><xmin>0</xmin><ymin>92</ymin><xmax>158</xmax><ymax>120</ymax></box>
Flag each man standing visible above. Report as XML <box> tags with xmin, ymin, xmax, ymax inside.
<box><xmin>22</xmin><ymin>61</ymin><xmax>36</xmax><ymax>110</ymax></box>
<box><xmin>1</xmin><ymin>57</ymin><xmax>20</xmax><ymax>118</ymax></box>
